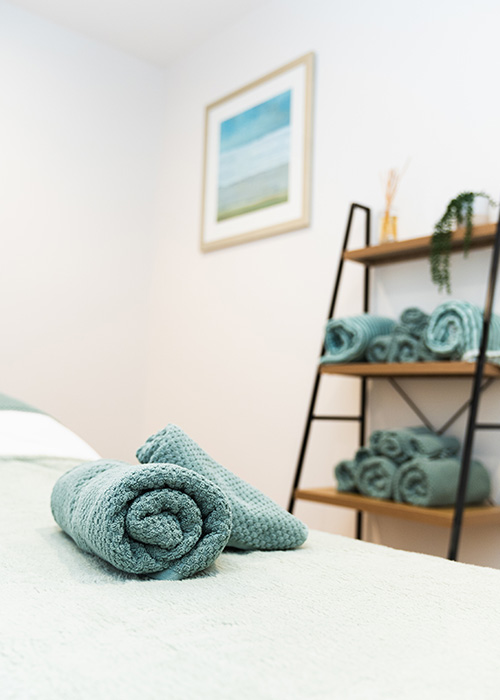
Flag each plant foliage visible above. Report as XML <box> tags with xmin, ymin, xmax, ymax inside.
<box><xmin>430</xmin><ymin>192</ymin><xmax>495</xmax><ymax>293</ymax></box>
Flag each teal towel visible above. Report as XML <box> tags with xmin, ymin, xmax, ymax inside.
<box><xmin>366</xmin><ymin>333</ymin><xmax>436</xmax><ymax>363</ymax></box>
<box><xmin>366</xmin><ymin>335</ymin><xmax>392</xmax><ymax>362</ymax></box>
<box><xmin>334</xmin><ymin>447</ymin><xmax>373</xmax><ymax>492</ymax></box>
<box><xmin>425</xmin><ymin>300</ymin><xmax>500</xmax><ymax>362</ymax></box>
<box><xmin>319</xmin><ymin>314</ymin><xmax>396</xmax><ymax>364</ymax></box>
<box><xmin>393</xmin><ymin>458</ymin><xmax>491</xmax><ymax>506</ymax></box>
<box><xmin>370</xmin><ymin>427</ymin><xmax>460</xmax><ymax>465</ymax></box>
<box><xmin>355</xmin><ymin>455</ymin><xmax>397</xmax><ymax>500</ymax></box>
<box><xmin>51</xmin><ymin>460</ymin><xmax>232</xmax><ymax>579</ymax></box>
<box><xmin>137</xmin><ymin>424</ymin><xmax>308</xmax><ymax>551</ymax></box>
<box><xmin>396</xmin><ymin>307</ymin><xmax>430</xmax><ymax>339</ymax></box>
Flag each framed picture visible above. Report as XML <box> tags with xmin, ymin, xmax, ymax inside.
<box><xmin>200</xmin><ymin>53</ymin><xmax>314</xmax><ymax>252</ymax></box>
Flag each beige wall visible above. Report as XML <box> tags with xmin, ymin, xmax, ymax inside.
<box><xmin>0</xmin><ymin>1</ymin><xmax>165</xmax><ymax>459</ymax></box>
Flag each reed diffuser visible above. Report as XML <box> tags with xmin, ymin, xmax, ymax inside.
<box><xmin>379</xmin><ymin>167</ymin><xmax>404</xmax><ymax>243</ymax></box>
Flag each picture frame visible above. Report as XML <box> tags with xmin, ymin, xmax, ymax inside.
<box><xmin>200</xmin><ymin>53</ymin><xmax>314</xmax><ymax>252</ymax></box>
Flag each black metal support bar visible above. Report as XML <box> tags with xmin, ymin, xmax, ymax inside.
<box><xmin>288</xmin><ymin>204</ymin><xmax>371</xmax><ymax>513</ymax></box>
<box><xmin>312</xmin><ymin>415</ymin><xmax>362</xmax><ymax>421</ymax></box>
<box><xmin>475</xmin><ymin>423</ymin><xmax>500</xmax><ymax>430</ymax></box>
<box><xmin>436</xmin><ymin>378</ymin><xmax>494</xmax><ymax>435</ymax></box>
<box><xmin>387</xmin><ymin>379</ymin><xmax>436</xmax><ymax>432</ymax></box>
<box><xmin>356</xmin><ymin>511</ymin><xmax>363</xmax><ymax>540</ymax></box>
<box><xmin>448</xmin><ymin>207</ymin><xmax>500</xmax><ymax>561</ymax></box>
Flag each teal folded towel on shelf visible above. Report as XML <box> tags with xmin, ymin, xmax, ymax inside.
<box><xmin>137</xmin><ymin>424</ymin><xmax>308</xmax><ymax>551</ymax></box>
<box><xmin>334</xmin><ymin>447</ymin><xmax>373</xmax><ymax>492</ymax></box>
<box><xmin>396</xmin><ymin>307</ymin><xmax>430</xmax><ymax>339</ymax></box>
<box><xmin>366</xmin><ymin>333</ymin><xmax>436</xmax><ymax>363</ymax></box>
<box><xmin>51</xmin><ymin>460</ymin><xmax>232</xmax><ymax>579</ymax></box>
<box><xmin>356</xmin><ymin>455</ymin><xmax>397</xmax><ymax>500</ymax></box>
<box><xmin>370</xmin><ymin>427</ymin><xmax>460</xmax><ymax>465</ymax></box>
<box><xmin>319</xmin><ymin>314</ymin><xmax>396</xmax><ymax>364</ymax></box>
<box><xmin>425</xmin><ymin>300</ymin><xmax>500</xmax><ymax>363</ymax></box>
<box><xmin>393</xmin><ymin>458</ymin><xmax>491</xmax><ymax>506</ymax></box>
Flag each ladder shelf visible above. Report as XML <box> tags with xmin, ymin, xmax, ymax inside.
<box><xmin>289</xmin><ymin>204</ymin><xmax>500</xmax><ymax>561</ymax></box>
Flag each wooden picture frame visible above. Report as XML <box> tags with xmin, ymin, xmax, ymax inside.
<box><xmin>200</xmin><ymin>53</ymin><xmax>314</xmax><ymax>252</ymax></box>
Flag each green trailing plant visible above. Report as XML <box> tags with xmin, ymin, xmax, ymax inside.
<box><xmin>430</xmin><ymin>191</ymin><xmax>496</xmax><ymax>293</ymax></box>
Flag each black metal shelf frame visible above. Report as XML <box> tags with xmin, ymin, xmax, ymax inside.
<box><xmin>288</xmin><ymin>202</ymin><xmax>500</xmax><ymax>560</ymax></box>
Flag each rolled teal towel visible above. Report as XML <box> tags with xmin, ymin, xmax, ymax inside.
<box><xmin>397</xmin><ymin>307</ymin><xmax>430</xmax><ymax>339</ymax></box>
<box><xmin>367</xmin><ymin>333</ymin><xmax>436</xmax><ymax>363</ymax></box>
<box><xmin>51</xmin><ymin>460</ymin><xmax>232</xmax><ymax>579</ymax></box>
<box><xmin>366</xmin><ymin>335</ymin><xmax>391</xmax><ymax>362</ymax></box>
<box><xmin>425</xmin><ymin>300</ymin><xmax>500</xmax><ymax>361</ymax></box>
<box><xmin>137</xmin><ymin>424</ymin><xmax>308</xmax><ymax>551</ymax></box>
<box><xmin>393</xmin><ymin>458</ymin><xmax>491</xmax><ymax>506</ymax></box>
<box><xmin>370</xmin><ymin>427</ymin><xmax>460</xmax><ymax>465</ymax></box>
<box><xmin>334</xmin><ymin>447</ymin><xmax>374</xmax><ymax>492</ymax></box>
<box><xmin>319</xmin><ymin>314</ymin><xmax>396</xmax><ymax>364</ymax></box>
<box><xmin>390</xmin><ymin>333</ymin><xmax>436</xmax><ymax>362</ymax></box>
<box><xmin>355</xmin><ymin>455</ymin><xmax>397</xmax><ymax>500</ymax></box>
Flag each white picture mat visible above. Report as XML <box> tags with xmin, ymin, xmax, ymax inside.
<box><xmin>203</xmin><ymin>62</ymin><xmax>308</xmax><ymax>246</ymax></box>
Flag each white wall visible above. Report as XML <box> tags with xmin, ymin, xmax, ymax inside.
<box><xmin>0</xmin><ymin>1</ymin><xmax>166</xmax><ymax>459</ymax></box>
<box><xmin>144</xmin><ymin>0</ymin><xmax>500</xmax><ymax>566</ymax></box>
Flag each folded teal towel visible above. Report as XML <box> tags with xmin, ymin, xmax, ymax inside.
<box><xmin>425</xmin><ymin>300</ymin><xmax>500</xmax><ymax>362</ymax></box>
<box><xmin>396</xmin><ymin>307</ymin><xmax>430</xmax><ymax>339</ymax></box>
<box><xmin>393</xmin><ymin>458</ymin><xmax>491</xmax><ymax>506</ymax></box>
<box><xmin>319</xmin><ymin>314</ymin><xmax>396</xmax><ymax>364</ymax></box>
<box><xmin>334</xmin><ymin>447</ymin><xmax>373</xmax><ymax>492</ymax></box>
<box><xmin>366</xmin><ymin>333</ymin><xmax>435</xmax><ymax>363</ymax></box>
<box><xmin>137</xmin><ymin>424</ymin><xmax>308</xmax><ymax>551</ymax></box>
<box><xmin>356</xmin><ymin>455</ymin><xmax>397</xmax><ymax>500</ymax></box>
<box><xmin>370</xmin><ymin>427</ymin><xmax>459</xmax><ymax>465</ymax></box>
<box><xmin>51</xmin><ymin>460</ymin><xmax>232</xmax><ymax>579</ymax></box>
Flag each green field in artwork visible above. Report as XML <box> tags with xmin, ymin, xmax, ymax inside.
<box><xmin>217</xmin><ymin>91</ymin><xmax>291</xmax><ymax>222</ymax></box>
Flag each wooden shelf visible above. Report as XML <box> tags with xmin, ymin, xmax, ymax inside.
<box><xmin>319</xmin><ymin>361</ymin><xmax>500</xmax><ymax>378</ymax></box>
<box><xmin>343</xmin><ymin>223</ymin><xmax>497</xmax><ymax>266</ymax></box>
<box><xmin>295</xmin><ymin>487</ymin><xmax>500</xmax><ymax>527</ymax></box>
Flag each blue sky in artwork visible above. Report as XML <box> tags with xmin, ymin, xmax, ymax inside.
<box><xmin>220</xmin><ymin>90</ymin><xmax>291</xmax><ymax>153</ymax></box>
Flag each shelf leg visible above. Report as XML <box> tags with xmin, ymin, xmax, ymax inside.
<box><xmin>356</xmin><ymin>511</ymin><xmax>363</xmax><ymax>540</ymax></box>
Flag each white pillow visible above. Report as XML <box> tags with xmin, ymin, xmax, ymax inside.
<box><xmin>0</xmin><ymin>410</ymin><xmax>100</xmax><ymax>461</ymax></box>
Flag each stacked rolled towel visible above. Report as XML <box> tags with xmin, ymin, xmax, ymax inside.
<box><xmin>333</xmin><ymin>427</ymin><xmax>472</xmax><ymax>504</ymax></box>
<box><xmin>319</xmin><ymin>314</ymin><xmax>396</xmax><ymax>364</ymax></box>
<box><xmin>396</xmin><ymin>307</ymin><xmax>430</xmax><ymax>338</ymax></box>
<box><xmin>356</xmin><ymin>455</ymin><xmax>397</xmax><ymax>499</ymax></box>
<box><xmin>137</xmin><ymin>424</ymin><xmax>308</xmax><ymax>551</ymax></box>
<box><xmin>393</xmin><ymin>458</ymin><xmax>491</xmax><ymax>506</ymax></box>
<box><xmin>370</xmin><ymin>427</ymin><xmax>460</xmax><ymax>465</ymax></box>
<box><xmin>425</xmin><ymin>300</ymin><xmax>500</xmax><ymax>363</ymax></box>
<box><xmin>366</xmin><ymin>307</ymin><xmax>438</xmax><ymax>363</ymax></box>
<box><xmin>51</xmin><ymin>460</ymin><xmax>232</xmax><ymax>580</ymax></box>
<box><xmin>335</xmin><ymin>447</ymin><xmax>372</xmax><ymax>493</ymax></box>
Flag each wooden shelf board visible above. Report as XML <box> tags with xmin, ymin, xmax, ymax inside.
<box><xmin>294</xmin><ymin>487</ymin><xmax>500</xmax><ymax>527</ymax></box>
<box><xmin>319</xmin><ymin>361</ymin><xmax>500</xmax><ymax>378</ymax></box>
<box><xmin>343</xmin><ymin>223</ymin><xmax>497</xmax><ymax>266</ymax></box>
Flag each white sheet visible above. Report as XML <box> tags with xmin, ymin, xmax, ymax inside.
<box><xmin>0</xmin><ymin>410</ymin><xmax>100</xmax><ymax>460</ymax></box>
<box><xmin>1</xmin><ymin>457</ymin><xmax>500</xmax><ymax>699</ymax></box>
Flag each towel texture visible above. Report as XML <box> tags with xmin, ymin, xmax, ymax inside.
<box><xmin>137</xmin><ymin>424</ymin><xmax>308</xmax><ymax>551</ymax></box>
<box><xmin>366</xmin><ymin>333</ymin><xmax>435</xmax><ymax>363</ymax></box>
<box><xmin>51</xmin><ymin>460</ymin><xmax>232</xmax><ymax>579</ymax></box>
<box><xmin>370</xmin><ymin>427</ymin><xmax>459</xmax><ymax>465</ymax></box>
<box><xmin>334</xmin><ymin>447</ymin><xmax>373</xmax><ymax>492</ymax></box>
<box><xmin>393</xmin><ymin>458</ymin><xmax>491</xmax><ymax>506</ymax></box>
<box><xmin>425</xmin><ymin>300</ymin><xmax>500</xmax><ymax>361</ymax></box>
<box><xmin>319</xmin><ymin>315</ymin><xmax>395</xmax><ymax>364</ymax></box>
<box><xmin>396</xmin><ymin>307</ymin><xmax>430</xmax><ymax>339</ymax></box>
<box><xmin>356</xmin><ymin>455</ymin><xmax>397</xmax><ymax>500</ymax></box>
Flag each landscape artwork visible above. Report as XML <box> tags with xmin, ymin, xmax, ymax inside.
<box><xmin>217</xmin><ymin>90</ymin><xmax>291</xmax><ymax>222</ymax></box>
<box><xmin>201</xmin><ymin>53</ymin><xmax>313</xmax><ymax>252</ymax></box>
